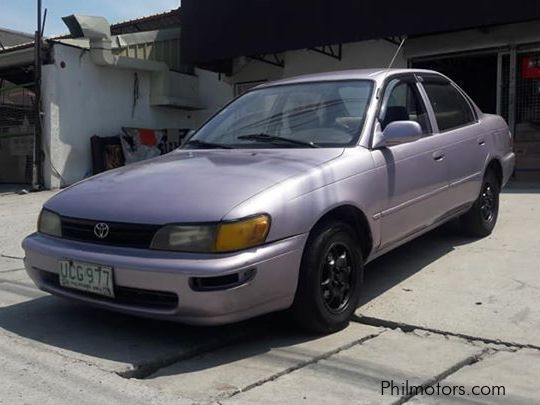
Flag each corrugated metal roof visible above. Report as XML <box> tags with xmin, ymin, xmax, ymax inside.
<box><xmin>0</xmin><ymin>8</ymin><xmax>181</xmax><ymax>54</ymax></box>
<box><xmin>0</xmin><ymin>41</ymin><xmax>36</xmax><ymax>54</ymax></box>
<box><xmin>0</xmin><ymin>28</ymin><xmax>34</xmax><ymax>49</ymax></box>
<box><xmin>111</xmin><ymin>8</ymin><xmax>181</xmax><ymax>35</ymax></box>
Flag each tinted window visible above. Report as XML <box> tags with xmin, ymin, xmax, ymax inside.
<box><xmin>423</xmin><ymin>82</ymin><xmax>475</xmax><ymax>131</ymax></box>
<box><xmin>380</xmin><ymin>80</ymin><xmax>430</xmax><ymax>134</ymax></box>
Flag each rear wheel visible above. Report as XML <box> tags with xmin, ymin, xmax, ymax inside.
<box><xmin>291</xmin><ymin>221</ymin><xmax>363</xmax><ymax>334</ymax></box>
<box><xmin>461</xmin><ymin>170</ymin><xmax>500</xmax><ymax>237</ymax></box>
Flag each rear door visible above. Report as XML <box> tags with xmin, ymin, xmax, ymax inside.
<box><xmin>418</xmin><ymin>75</ymin><xmax>488</xmax><ymax>211</ymax></box>
<box><xmin>372</xmin><ymin>75</ymin><xmax>452</xmax><ymax>248</ymax></box>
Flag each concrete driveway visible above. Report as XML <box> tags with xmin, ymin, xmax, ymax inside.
<box><xmin>0</xmin><ymin>185</ymin><xmax>539</xmax><ymax>404</ymax></box>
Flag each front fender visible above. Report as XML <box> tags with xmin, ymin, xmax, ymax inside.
<box><xmin>223</xmin><ymin>148</ymin><xmax>385</xmax><ymax>252</ymax></box>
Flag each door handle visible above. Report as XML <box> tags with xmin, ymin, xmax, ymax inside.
<box><xmin>433</xmin><ymin>151</ymin><xmax>445</xmax><ymax>162</ymax></box>
<box><xmin>478</xmin><ymin>137</ymin><xmax>486</xmax><ymax>146</ymax></box>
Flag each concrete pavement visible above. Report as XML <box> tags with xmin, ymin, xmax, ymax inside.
<box><xmin>0</xmin><ymin>185</ymin><xmax>539</xmax><ymax>404</ymax></box>
<box><xmin>409</xmin><ymin>349</ymin><xmax>540</xmax><ymax>405</ymax></box>
<box><xmin>0</xmin><ymin>189</ymin><xmax>57</xmax><ymax>259</ymax></box>
<box><xmin>356</xmin><ymin>187</ymin><xmax>540</xmax><ymax>348</ymax></box>
<box><xmin>218</xmin><ymin>330</ymin><xmax>484</xmax><ymax>405</ymax></box>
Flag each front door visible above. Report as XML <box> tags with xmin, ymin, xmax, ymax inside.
<box><xmin>372</xmin><ymin>76</ymin><xmax>451</xmax><ymax>248</ymax></box>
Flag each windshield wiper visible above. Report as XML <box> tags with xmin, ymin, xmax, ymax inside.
<box><xmin>237</xmin><ymin>133</ymin><xmax>320</xmax><ymax>148</ymax></box>
<box><xmin>184</xmin><ymin>139</ymin><xmax>232</xmax><ymax>149</ymax></box>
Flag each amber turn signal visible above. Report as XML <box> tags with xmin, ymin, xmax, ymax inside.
<box><xmin>214</xmin><ymin>215</ymin><xmax>270</xmax><ymax>252</ymax></box>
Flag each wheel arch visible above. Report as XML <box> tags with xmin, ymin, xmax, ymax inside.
<box><xmin>486</xmin><ymin>158</ymin><xmax>503</xmax><ymax>188</ymax></box>
<box><xmin>309</xmin><ymin>204</ymin><xmax>373</xmax><ymax>261</ymax></box>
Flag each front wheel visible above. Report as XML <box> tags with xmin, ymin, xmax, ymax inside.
<box><xmin>291</xmin><ymin>221</ymin><xmax>363</xmax><ymax>334</ymax></box>
<box><xmin>460</xmin><ymin>170</ymin><xmax>500</xmax><ymax>237</ymax></box>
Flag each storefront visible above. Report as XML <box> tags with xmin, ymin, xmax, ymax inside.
<box><xmin>181</xmin><ymin>0</ymin><xmax>540</xmax><ymax>180</ymax></box>
<box><xmin>0</xmin><ymin>48</ymin><xmax>37</xmax><ymax>185</ymax></box>
<box><xmin>0</xmin><ymin>29</ymin><xmax>37</xmax><ymax>186</ymax></box>
<box><xmin>405</xmin><ymin>21</ymin><xmax>540</xmax><ymax>180</ymax></box>
<box><xmin>0</xmin><ymin>80</ymin><xmax>36</xmax><ymax>184</ymax></box>
<box><xmin>513</xmin><ymin>49</ymin><xmax>540</xmax><ymax>179</ymax></box>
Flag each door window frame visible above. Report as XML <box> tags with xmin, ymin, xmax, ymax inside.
<box><xmin>370</xmin><ymin>73</ymin><xmax>434</xmax><ymax>149</ymax></box>
<box><xmin>416</xmin><ymin>74</ymin><xmax>479</xmax><ymax>134</ymax></box>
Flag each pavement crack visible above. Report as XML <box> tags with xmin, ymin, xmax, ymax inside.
<box><xmin>0</xmin><ymin>329</ymin><xmax>114</xmax><ymax>373</ymax></box>
<box><xmin>0</xmin><ymin>268</ymin><xmax>25</xmax><ymax>276</ymax></box>
<box><xmin>393</xmin><ymin>348</ymin><xmax>493</xmax><ymax>404</ymax></box>
<box><xmin>0</xmin><ymin>254</ymin><xmax>24</xmax><ymax>260</ymax></box>
<box><xmin>354</xmin><ymin>315</ymin><xmax>540</xmax><ymax>351</ymax></box>
<box><xmin>121</xmin><ymin>326</ymin><xmax>270</xmax><ymax>379</ymax></box>
<box><xmin>511</xmin><ymin>278</ymin><xmax>540</xmax><ymax>290</ymax></box>
<box><xmin>220</xmin><ymin>330</ymin><xmax>385</xmax><ymax>401</ymax></box>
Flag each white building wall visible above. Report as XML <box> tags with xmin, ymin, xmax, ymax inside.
<box><xmin>42</xmin><ymin>43</ymin><xmax>232</xmax><ymax>189</ymax></box>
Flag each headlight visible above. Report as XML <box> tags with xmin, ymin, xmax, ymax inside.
<box><xmin>150</xmin><ymin>214</ymin><xmax>270</xmax><ymax>253</ymax></box>
<box><xmin>38</xmin><ymin>209</ymin><xmax>62</xmax><ymax>237</ymax></box>
<box><xmin>151</xmin><ymin>224</ymin><xmax>218</xmax><ymax>252</ymax></box>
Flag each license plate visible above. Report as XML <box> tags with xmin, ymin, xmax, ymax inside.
<box><xmin>59</xmin><ymin>260</ymin><xmax>115</xmax><ymax>298</ymax></box>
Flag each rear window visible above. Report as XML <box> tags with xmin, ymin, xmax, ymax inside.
<box><xmin>423</xmin><ymin>82</ymin><xmax>475</xmax><ymax>131</ymax></box>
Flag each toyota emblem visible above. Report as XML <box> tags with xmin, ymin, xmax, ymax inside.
<box><xmin>94</xmin><ymin>223</ymin><xmax>110</xmax><ymax>239</ymax></box>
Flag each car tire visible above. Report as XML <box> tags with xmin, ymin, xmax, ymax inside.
<box><xmin>460</xmin><ymin>170</ymin><xmax>500</xmax><ymax>237</ymax></box>
<box><xmin>291</xmin><ymin>220</ymin><xmax>364</xmax><ymax>334</ymax></box>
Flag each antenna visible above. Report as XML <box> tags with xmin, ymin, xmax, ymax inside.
<box><xmin>384</xmin><ymin>36</ymin><xmax>408</xmax><ymax>77</ymax></box>
<box><xmin>376</xmin><ymin>36</ymin><xmax>407</xmax><ymax>100</ymax></box>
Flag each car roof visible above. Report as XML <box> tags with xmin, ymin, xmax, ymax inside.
<box><xmin>255</xmin><ymin>68</ymin><xmax>445</xmax><ymax>89</ymax></box>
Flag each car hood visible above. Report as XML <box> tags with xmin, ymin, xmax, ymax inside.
<box><xmin>45</xmin><ymin>148</ymin><xmax>344</xmax><ymax>224</ymax></box>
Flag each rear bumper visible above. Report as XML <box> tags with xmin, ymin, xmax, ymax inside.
<box><xmin>501</xmin><ymin>152</ymin><xmax>515</xmax><ymax>187</ymax></box>
<box><xmin>22</xmin><ymin>233</ymin><xmax>307</xmax><ymax>325</ymax></box>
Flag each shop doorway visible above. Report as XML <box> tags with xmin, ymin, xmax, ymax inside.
<box><xmin>412</xmin><ymin>50</ymin><xmax>540</xmax><ymax>181</ymax></box>
<box><xmin>514</xmin><ymin>51</ymin><xmax>540</xmax><ymax>180</ymax></box>
<box><xmin>0</xmin><ymin>71</ymin><xmax>36</xmax><ymax>185</ymax></box>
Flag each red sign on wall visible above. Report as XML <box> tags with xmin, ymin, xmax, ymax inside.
<box><xmin>522</xmin><ymin>56</ymin><xmax>540</xmax><ymax>79</ymax></box>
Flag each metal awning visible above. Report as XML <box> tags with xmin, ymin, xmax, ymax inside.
<box><xmin>0</xmin><ymin>47</ymin><xmax>35</xmax><ymax>84</ymax></box>
<box><xmin>181</xmin><ymin>0</ymin><xmax>540</xmax><ymax>71</ymax></box>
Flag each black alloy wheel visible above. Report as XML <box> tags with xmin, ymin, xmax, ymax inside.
<box><xmin>461</xmin><ymin>170</ymin><xmax>500</xmax><ymax>237</ymax></box>
<box><xmin>291</xmin><ymin>221</ymin><xmax>364</xmax><ymax>334</ymax></box>
<box><xmin>320</xmin><ymin>243</ymin><xmax>354</xmax><ymax>314</ymax></box>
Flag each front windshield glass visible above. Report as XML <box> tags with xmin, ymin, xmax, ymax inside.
<box><xmin>186</xmin><ymin>80</ymin><xmax>374</xmax><ymax>149</ymax></box>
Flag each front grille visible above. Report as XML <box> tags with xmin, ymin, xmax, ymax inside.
<box><xmin>61</xmin><ymin>216</ymin><xmax>161</xmax><ymax>249</ymax></box>
<box><xmin>39</xmin><ymin>270</ymin><xmax>178</xmax><ymax>310</ymax></box>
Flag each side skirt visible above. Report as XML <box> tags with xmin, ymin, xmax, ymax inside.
<box><xmin>365</xmin><ymin>204</ymin><xmax>472</xmax><ymax>265</ymax></box>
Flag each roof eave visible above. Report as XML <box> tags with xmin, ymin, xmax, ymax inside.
<box><xmin>0</xmin><ymin>46</ymin><xmax>34</xmax><ymax>69</ymax></box>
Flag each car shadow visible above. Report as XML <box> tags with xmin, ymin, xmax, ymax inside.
<box><xmin>0</xmin><ymin>292</ymin><xmax>293</xmax><ymax>372</ymax></box>
<box><xmin>359</xmin><ymin>220</ymin><xmax>474</xmax><ymax>306</ymax></box>
<box><xmin>0</xmin><ymin>221</ymin><xmax>477</xmax><ymax>376</ymax></box>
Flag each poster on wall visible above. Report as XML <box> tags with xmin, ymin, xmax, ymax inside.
<box><xmin>522</xmin><ymin>56</ymin><xmax>540</xmax><ymax>79</ymax></box>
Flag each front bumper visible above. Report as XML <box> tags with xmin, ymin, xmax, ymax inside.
<box><xmin>22</xmin><ymin>233</ymin><xmax>307</xmax><ymax>325</ymax></box>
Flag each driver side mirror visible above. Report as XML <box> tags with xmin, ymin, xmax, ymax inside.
<box><xmin>372</xmin><ymin>121</ymin><xmax>423</xmax><ymax>149</ymax></box>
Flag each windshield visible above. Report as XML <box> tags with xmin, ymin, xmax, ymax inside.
<box><xmin>186</xmin><ymin>80</ymin><xmax>374</xmax><ymax>149</ymax></box>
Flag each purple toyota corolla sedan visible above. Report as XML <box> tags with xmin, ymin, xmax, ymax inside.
<box><xmin>23</xmin><ymin>69</ymin><xmax>515</xmax><ymax>333</ymax></box>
